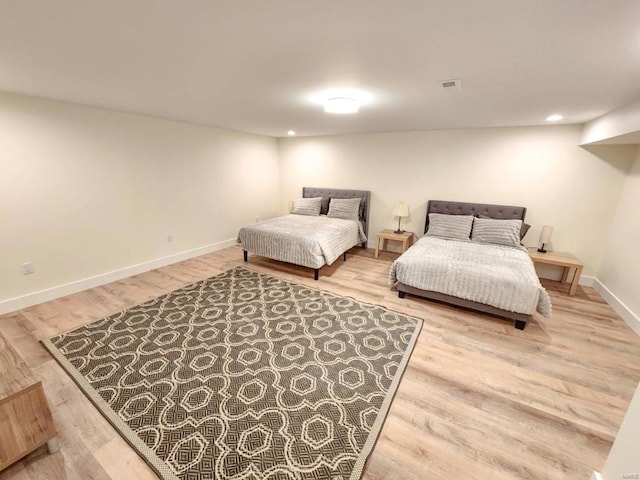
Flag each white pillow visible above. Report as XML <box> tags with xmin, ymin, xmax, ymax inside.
<box><xmin>327</xmin><ymin>197</ymin><xmax>361</xmax><ymax>220</ymax></box>
<box><xmin>291</xmin><ymin>197</ymin><xmax>322</xmax><ymax>216</ymax></box>
<box><xmin>426</xmin><ymin>213</ymin><xmax>474</xmax><ymax>240</ymax></box>
<box><xmin>471</xmin><ymin>217</ymin><xmax>522</xmax><ymax>247</ymax></box>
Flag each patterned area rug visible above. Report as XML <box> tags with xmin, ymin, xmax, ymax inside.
<box><xmin>43</xmin><ymin>266</ymin><xmax>422</xmax><ymax>480</ymax></box>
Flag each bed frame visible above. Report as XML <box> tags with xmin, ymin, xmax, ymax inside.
<box><xmin>243</xmin><ymin>187</ymin><xmax>371</xmax><ymax>280</ymax></box>
<box><xmin>396</xmin><ymin>200</ymin><xmax>532</xmax><ymax>330</ymax></box>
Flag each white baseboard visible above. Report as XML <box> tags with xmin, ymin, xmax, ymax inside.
<box><xmin>4</xmin><ymin>242</ymin><xmax>638</xmax><ymax>341</ymax></box>
<box><xmin>591</xmin><ymin>471</ymin><xmax>602</xmax><ymax>480</ymax></box>
<box><xmin>0</xmin><ymin>238</ymin><xmax>237</xmax><ymax>316</ymax></box>
<box><xmin>592</xmin><ymin>278</ymin><xmax>640</xmax><ymax>337</ymax></box>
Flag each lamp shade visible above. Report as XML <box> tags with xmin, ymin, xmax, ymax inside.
<box><xmin>539</xmin><ymin>225</ymin><xmax>553</xmax><ymax>244</ymax></box>
<box><xmin>393</xmin><ymin>202</ymin><xmax>409</xmax><ymax>218</ymax></box>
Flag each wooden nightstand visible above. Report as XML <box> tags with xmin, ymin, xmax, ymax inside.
<box><xmin>0</xmin><ymin>332</ymin><xmax>58</xmax><ymax>470</ymax></box>
<box><xmin>528</xmin><ymin>247</ymin><xmax>584</xmax><ymax>296</ymax></box>
<box><xmin>375</xmin><ymin>230</ymin><xmax>414</xmax><ymax>258</ymax></box>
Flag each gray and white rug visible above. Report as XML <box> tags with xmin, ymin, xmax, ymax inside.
<box><xmin>43</xmin><ymin>266</ymin><xmax>422</xmax><ymax>480</ymax></box>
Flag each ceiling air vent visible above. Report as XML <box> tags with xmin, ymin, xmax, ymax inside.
<box><xmin>440</xmin><ymin>79</ymin><xmax>461</xmax><ymax>89</ymax></box>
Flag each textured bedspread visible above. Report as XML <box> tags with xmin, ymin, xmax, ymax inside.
<box><xmin>389</xmin><ymin>236</ymin><xmax>552</xmax><ymax>317</ymax></box>
<box><xmin>238</xmin><ymin>214</ymin><xmax>367</xmax><ymax>269</ymax></box>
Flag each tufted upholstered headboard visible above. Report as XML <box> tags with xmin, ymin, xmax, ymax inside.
<box><xmin>425</xmin><ymin>200</ymin><xmax>526</xmax><ymax>234</ymax></box>
<box><xmin>303</xmin><ymin>187</ymin><xmax>371</xmax><ymax>243</ymax></box>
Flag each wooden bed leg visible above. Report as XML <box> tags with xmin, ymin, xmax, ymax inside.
<box><xmin>343</xmin><ymin>252</ymin><xmax>347</xmax><ymax>261</ymax></box>
<box><xmin>243</xmin><ymin>250</ymin><xmax>248</xmax><ymax>262</ymax></box>
<box><xmin>314</xmin><ymin>269</ymin><xmax>319</xmax><ymax>281</ymax></box>
<box><xmin>398</xmin><ymin>291</ymin><xmax>406</xmax><ymax>299</ymax></box>
<box><xmin>515</xmin><ymin>320</ymin><xmax>526</xmax><ymax>330</ymax></box>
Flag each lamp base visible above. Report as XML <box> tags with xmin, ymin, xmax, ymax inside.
<box><xmin>394</xmin><ymin>229</ymin><xmax>405</xmax><ymax>234</ymax></box>
<box><xmin>537</xmin><ymin>243</ymin><xmax>547</xmax><ymax>253</ymax></box>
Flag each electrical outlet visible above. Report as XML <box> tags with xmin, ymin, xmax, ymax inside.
<box><xmin>167</xmin><ymin>234</ymin><xmax>173</xmax><ymax>243</ymax></box>
<box><xmin>21</xmin><ymin>262</ymin><xmax>35</xmax><ymax>275</ymax></box>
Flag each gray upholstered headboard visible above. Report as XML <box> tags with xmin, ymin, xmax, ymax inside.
<box><xmin>303</xmin><ymin>187</ymin><xmax>371</xmax><ymax>242</ymax></box>
<box><xmin>425</xmin><ymin>200</ymin><xmax>526</xmax><ymax>234</ymax></box>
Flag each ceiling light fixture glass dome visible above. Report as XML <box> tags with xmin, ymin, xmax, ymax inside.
<box><xmin>324</xmin><ymin>97</ymin><xmax>359</xmax><ymax>114</ymax></box>
<box><xmin>545</xmin><ymin>114</ymin><xmax>563</xmax><ymax>122</ymax></box>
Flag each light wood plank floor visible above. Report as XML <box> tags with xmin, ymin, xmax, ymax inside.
<box><xmin>1</xmin><ymin>245</ymin><xmax>639</xmax><ymax>480</ymax></box>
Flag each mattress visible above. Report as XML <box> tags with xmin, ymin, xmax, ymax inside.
<box><xmin>389</xmin><ymin>236</ymin><xmax>552</xmax><ymax>317</ymax></box>
<box><xmin>238</xmin><ymin>214</ymin><xmax>367</xmax><ymax>269</ymax></box>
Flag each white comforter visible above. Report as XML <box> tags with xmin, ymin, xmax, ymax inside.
<box><xmin>238</xmin><ymin>214</ymin><xmax>367</xmax><ymax>269</ymax></box>
<box><xmin>389</xmin><ymin>236</ymin><xmax>552</xmax><ymax>317</ymax></box>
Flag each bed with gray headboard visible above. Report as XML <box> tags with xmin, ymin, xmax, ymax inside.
<box><xmin>238</xmin><ymin>187</ymin><xmax>370</xmax><ymax>280</ymax></box>
<box><xmin>389</xmin><ymin>200</ymin><xmax>551</xmax><ymax>329</ymax></box>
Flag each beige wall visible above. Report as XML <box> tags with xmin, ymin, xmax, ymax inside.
<box><xmin>0</xmin><ymin>93</ymin><xmax>280</xmax><ymax>306</ymax></box>
<box><xmin>597</xmin><ymin>148</ymin><xmax>640</xmax><ymax>330</ymax></box>
<box><xmin>278</xmin><ymin>126</ymin><xmax>635</xmax><ymax>279</ymax></box>
<box><xmin>601</xmin><ymin>381</ymin><xmax>640</xmax><ymax>479</ymax></box>
<box><xmin>2</xmin><ymin>92</ymin><xmax>637</xmax><ymax>319</ymax></box>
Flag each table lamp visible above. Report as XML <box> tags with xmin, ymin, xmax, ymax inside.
<box><xmin>537</xmin><ymin>225</ymin><xmax>553</xmax><ymax>253</ymax></box>
<box><xmin>393</xmin><ymin>202</ymin><xmax>409</xmax><ymax>234</ymax></box>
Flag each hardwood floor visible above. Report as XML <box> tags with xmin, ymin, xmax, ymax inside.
<box><xmin>1</xmin><ymin>245</ymin><xmax>639</xmax><ymax>480</ymax></box>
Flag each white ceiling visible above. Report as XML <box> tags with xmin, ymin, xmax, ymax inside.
<box><xmin>1</xmin><ymin>0</ymin><xmax>639</xmax><ymax>137</ymax></box>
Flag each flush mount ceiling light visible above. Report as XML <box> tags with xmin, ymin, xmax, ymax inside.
<box><xmin>309</xmin><ymin>88</ymin><xmax>373</xmax><ymax>115</ymax></box>
<box><xmin>324</xmin><ymin>97</ymin><xmax>359</xmax><ymax>114</ymax></box>
<box><xmin>287</xmin><ymin>130</ymin><xmax>296</xmax><ymax>136</ymax></box>
<box><xmin>546</xmin><ymin>114</ymin><xmax>563</xmax><ymax>122</ymax></box>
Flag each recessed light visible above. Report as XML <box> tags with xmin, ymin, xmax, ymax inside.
<box><xmin>287</xmin><ymin>130</ymin><xmax>296</xmax><ymax>136</ymax></box>
<box><xmin>546</xmin><ymin>114</ymin><xmax>563</xmax><ymax>122</ymax></box>
<box><xmin>324</xmin><ymin>97</ymin><xmax>359</xmax><ymax>114</ymax></box>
